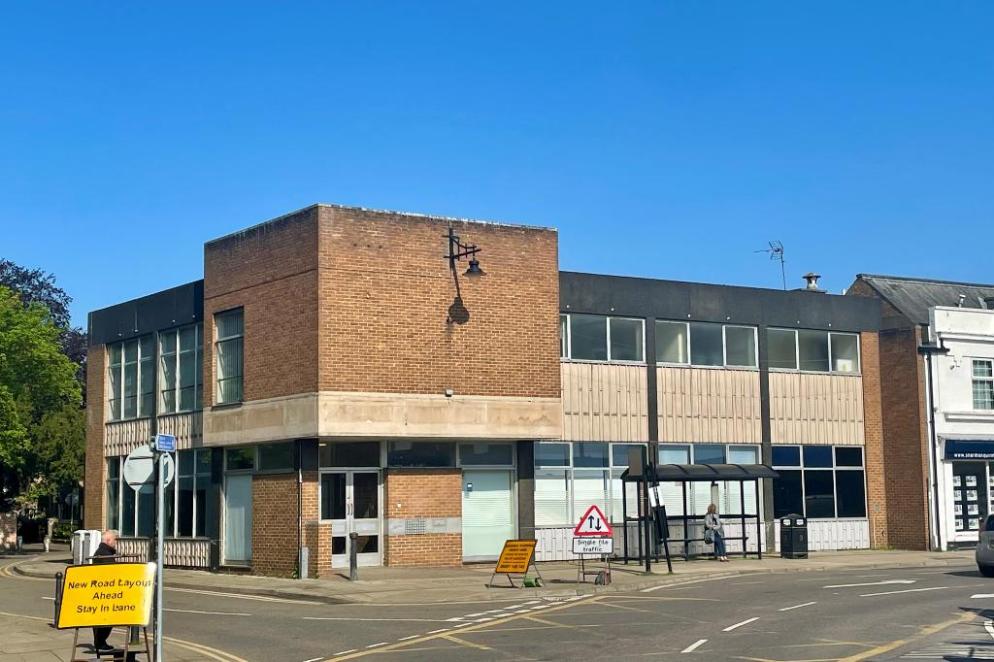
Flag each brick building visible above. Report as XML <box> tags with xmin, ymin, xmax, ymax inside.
<box><xmin>848</xmin><ymin>274</ymin><xmax>994</xmax><ymax>550</ymax></box>
<box><xmin>84</xmin><ymin>203</ymin><xmax>886</xmax><ymax>576</ymax></box>
<box><xmin>86</xmin><ymin>204</ymin><xmax>560</xmax><ymax>576</ymax></box>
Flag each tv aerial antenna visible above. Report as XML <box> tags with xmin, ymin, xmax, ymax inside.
<box><xmin>755</xmin><ymin>240</ymin><xmax>786</xmax><ymax>290</ymax></box>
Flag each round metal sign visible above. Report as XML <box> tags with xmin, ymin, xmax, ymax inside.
<box><xmin>123</xmin><ymin>446</ymin><xmax>175</xmax><ymax>491</ymax></box>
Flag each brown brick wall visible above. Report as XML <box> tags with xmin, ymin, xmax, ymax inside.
<box><xmin>860</xmin><ymin>332</ymin><xmax>887</xmax><ymax>547</ymax></box>
<box><xmin>84</xmin><ymin>345</ymin><xmax>106</xmax><ymax>530</ymax></box>
<box><xmin>317</xmin><ymin>205</ymin><xmax>560</xmax><ymax>399</ymax></box>
<box><xmin>203</xmin><ymin>207</ymin><xmax>320</xmax><ymax>406</ymax></box>
<box><xmin>251</xmin><ymin>472</ymin><xmax>300</xmax><ymax>577</ymax></box>
<box><xmin>383</xmin><ymin>469</ymin><xmax>462</xmax><ymax>566</ymax></box>
<box><xmin>876</xmin><ymin>327</ymin><xmax>931</xmax><ymax>549</ymax></box>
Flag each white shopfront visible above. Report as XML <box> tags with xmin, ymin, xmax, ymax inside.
<box><xmin>929</xmin><ymin>306</ymin><xmax>994</xmax><ymax>549</ymax></box>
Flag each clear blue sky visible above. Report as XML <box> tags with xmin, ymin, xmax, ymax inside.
<box><xmin>2</xmin><ymin>2</ymin><xmax>992</xmax><ymax>327</ymax></box>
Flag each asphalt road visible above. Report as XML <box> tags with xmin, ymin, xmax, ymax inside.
<box><xmin>3</xmin><ymin>556</ymin><xmax>994</xmax><ymax>661</ymax></box>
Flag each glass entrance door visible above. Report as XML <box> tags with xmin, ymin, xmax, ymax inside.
<box><xmin>322</xmin><ymin>471</ymin><xmax>381</xmax><ymax>567</ymax></box>
<box><xmin>224</xmin><ymin>474</ymin><xmax>253</xmax><ymax>564</ymax></box>
<box><xmin>462</xmin><ymin>470</ymin><xmax>515</xmax><ymax>561</ymax></box>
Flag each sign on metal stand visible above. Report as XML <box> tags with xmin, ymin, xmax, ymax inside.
<box><xmin>572</xmin><ymin>505</ymin><xmax>614</xmax><ymax>584</ymax></box>
<box><xmin>490</xmin><ymin>539</ymin><xmax>541</xmax><ymax>588</ymax></box>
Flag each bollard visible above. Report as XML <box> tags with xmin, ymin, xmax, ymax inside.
<box><xmin>52</xmin><ymin>572</ymin><xmax>63</xmax><ymax>627</ymax></box>
<box><xmin>349</xmin><ymin>532</ymin><xmax>358</xmax><ymax>581</ymax></box>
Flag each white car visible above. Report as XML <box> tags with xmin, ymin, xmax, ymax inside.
<box><xmin>976</xmin><ymin>515</ymin><xmax>994</xmax><ymax>577</ymax></box>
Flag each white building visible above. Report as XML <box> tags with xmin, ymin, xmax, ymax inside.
<box><xmin>929</xmin><ymin>305</ymin><xmax>994</xmax><ymax>549</ymax></box>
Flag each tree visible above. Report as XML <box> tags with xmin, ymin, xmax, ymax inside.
<box><xmin>0</xmin><ymin>286</ymin><xmax>82</xmax><ymax>510</ymax></box>
<box><xmin>0</xmin><ymin>259</ymin><xmax>87</xmax><ymax>383</ymax></box>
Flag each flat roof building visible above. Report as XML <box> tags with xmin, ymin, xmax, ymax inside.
<box><xmin>85</xmin><ymin>203</ymin><xmax>885</xmax><ymax>576</ymax></box>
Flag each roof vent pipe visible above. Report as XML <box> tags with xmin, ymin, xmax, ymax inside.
<box><xmin>957</xmin><ymin>293</ymin><xmax>966</xmax><ymax>308</ymax></box>
<box><xmin>802</xmin><ymin>272</ymin><xmax>824</xmax><ymax>292</ymax></box>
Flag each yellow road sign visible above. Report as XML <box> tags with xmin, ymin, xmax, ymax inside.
<box><xmin>494</xmin><ymin>539</ymin><xmax>537</xmax><ymax>575</ymax></box>
<box><xmin>56</xmin><ymin>562</ymin><xmax>156</xmax><ymax>629</ymax></box>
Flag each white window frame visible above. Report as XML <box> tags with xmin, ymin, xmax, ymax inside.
<box><xmin>655</xmin><ymin>321</ymin><xmax>759</xmax><ymax>369</ymax></box>
<box><xmin>106</xmin><ymin>336</ymin><xmax>154</xmax><ymax>421</ymax></box>
<box><xmin>767</xmin><ymin>329</ymin><xmax>861</xmax><ymax>375</ymax></box>
<box><xmin>560</xmin><ymin>314</ymin><xmax>646</xmax><ymax>364</ymax></box>
<box><xmin>973</xmin><ymin>359</ymin><xmax>994</xmax><ymax>411</ymax></box>
<box><xmin>159</xmin><ymin>323</ymin><xmax>203</xmax><ymax>415</ymax></box>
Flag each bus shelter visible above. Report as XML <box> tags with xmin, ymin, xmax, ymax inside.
<box><xmin>620</xmin><ymin>463</ymin><xmax>778</xmax><ymax>564</ymax></box>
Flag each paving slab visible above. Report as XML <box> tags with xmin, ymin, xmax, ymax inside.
<box><xmin>9</xmin><ymin>548</ymin><xmax>974</xmax><ymax>605</ymax></box>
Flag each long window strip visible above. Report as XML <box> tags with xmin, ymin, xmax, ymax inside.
<box><xmin>563</xmin><ymin>313</ymin><xmax>643</xmax><ymax>363</ymax></box>
<box><xmin>656</xmin><ymin>320</ymin><xmax>757</xmax><ymax>368</ymax></box>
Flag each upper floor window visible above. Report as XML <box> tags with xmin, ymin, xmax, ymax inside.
<box><xmin>655</xmin><ymin>321</ymin><xmax>757</xmax><ymax>368</ymax></box>
<box><xmin>159</xmin><ymin>323</ymin><xmax>203</xmax><ymax>414</ymax></box>
<box><xmin>560</xmin><ymin>314</ymin><xmax>644</xmax><ymax>363</ymax></box>
<box><xmin>215</xmin><ymin>309</ymin><xmax>244</xmax><ymax>405</ymax></box>
<box><xmin>973</xmin><ymin>360</ymin><xmax>994</xmax><ymax>410</ymax></box>
<box><xmin>107</xmin><ymin>336</ymin><xmax>154</xmax><ymax>421</ymax></box>
<box><xmin>767</xmin><ymin>329</ymin><xmax>860</xmax><ymax>374</ymax></box>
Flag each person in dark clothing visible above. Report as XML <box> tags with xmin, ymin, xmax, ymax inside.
<box><xmin>92</xmin><ymin>529</ymin><xmax>118</xmax><ymax>654</ymax></box>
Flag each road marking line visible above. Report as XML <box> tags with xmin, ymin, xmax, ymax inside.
<box><xmin>681</xmin><ymin>639</ymin><xmax>707</xmax><ymax>653</ymax></box>
<box><xmin>164</xmin><ymin>608</ymin><xmax>250</xmax><ymax>616</ymax></box>
<box><xmin>364</xmin><ymin>642</ymin><xmax>388</xmax><ymax>649</ymax></box>
<box><xmin>859</xmin><ymin>586</ymin><xmax>948</xmax><ymax>598</ymax></box>
<box><xmin>836</xmin><ymin>611</ymin><xmax>975</xmax><ymax>661</ymax></box>
<box><xmin>440</xmin><ymin>634</ymin><xmax>492</xmax><ymax>651</ymax></box>
<box><xmin>972</xmin><ymin>593</ymin><xmax>994</xmax><ymax>598</ymax></box>
<box><xmin>824</xmin><ymin>579</ymin><xmax>915</xmax><ymax>589</ymax></box>
<box><xmin>426</xmin><ymin>628</ymin><xmax>450</xmax><ymax>634</ymax></box>
<box><xmin>779</xmin><ymin>601</ymin><xmax>817</xmax><ymax>612</ymax></box>
<box><xmin>302</xmin><ymin>658</ymin><xmax>324</xmax><ymax>662</ymax></box>
<box><xmin>326</xmin><ymin>595</ymin><xmax>598</xmax><ymax>660</ymax></box>
<box><xmin>723</xmin><ymin>617</ymin><xmax>759</xmax><ymax>632</ymax></box>
<box><xmin>334</xmin><ymin>651</ymin><xmax>357</xmax><ymax>656</ymax></box>
<box><xmin>986</xmin><ymin>619</ymin><xmax>994</xmax><ymax>640</ymax></box>
<box><xmin>303</xmin><ymin>617</ymin><xmax>449</xmax><ymax>622</ymax></box>
<box><xmin>398</xmin><ymin>635</ymin><xmax>420</xmax><ymax>641</ymax></box>
<box><xmin>166</xmin><ymin>586</ymin><xmax>321</xmax><ymax>605</ymax></box>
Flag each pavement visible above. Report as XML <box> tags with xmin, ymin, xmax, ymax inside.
<box><xmin>4</xmin><ymin>546</ymin><xmax>976</xmax><ymax>605</ymax></box>
<box><xmin>0</xmin><ymin>611</ymin><xmax>242</xmax><ymax>661</ymax></box>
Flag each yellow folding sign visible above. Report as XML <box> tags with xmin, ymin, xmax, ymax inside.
<box><xmin>56</xmin><ymin>562</ymin><xmax>156</xmax><ymax>629</ymax></box>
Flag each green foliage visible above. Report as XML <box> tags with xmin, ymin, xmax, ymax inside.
<box><xmin>0</xmin><ymin>285</ymin><xmax>84</xmax><ymax>508</ymax></box>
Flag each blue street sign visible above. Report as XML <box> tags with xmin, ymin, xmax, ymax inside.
<box><xmin>154</xmin><ymin>434</ymin><xmax>176</xmax><ymax>453</ymax></box>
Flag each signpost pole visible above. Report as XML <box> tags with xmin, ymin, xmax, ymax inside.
<box><xmin>155</xmin><ymin>450</ymin><xmax>165</xmax><ymax>662</ymax></box>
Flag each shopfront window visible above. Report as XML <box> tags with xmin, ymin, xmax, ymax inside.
<box><xmin>952</xmin><ymin>463</ymin><xmax>988</xmax><ymax>532</ymax></box>
<box><xmin>534</xmin><ymin>442</ymin><xmax>645</xmax><ymax>526</ymax></box>
<box><xmin>772</xmin><ymin>445</ymin><xmax>866</xmax><ymax>519</ymax></box>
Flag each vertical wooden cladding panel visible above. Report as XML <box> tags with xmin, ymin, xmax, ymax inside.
<box><xmin>656</xmin><ymin>367</ymin><xmax>762</xmax><ymax>443</ymax></box>
<box><xmin>560</xmin><ymin>363</ymin><xmax>649</xmax><ymax>442</ymax></box>
<box><xmin>769</xmin><ymin>372</ymin><xmax>865</xmax><ymax>445</ymax></box>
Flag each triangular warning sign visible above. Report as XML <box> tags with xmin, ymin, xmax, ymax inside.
<box><xmin>573</xmin><ymin>504</ymin><xmax>613</xmax><ymax>537</ymax></box>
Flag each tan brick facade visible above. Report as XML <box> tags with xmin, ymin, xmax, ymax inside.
<box><xmin>84</xmin><ymin>345</ymin><xmax>106</xmax><ymax>530</ymax></box>
<box><xmin>203</xmin><ymin>207</ymin><xmax>320</xmax><ymax>408</ymax></box>
<box><xmin>316</xmin><ymin>206</ymin><xmax>560</xmax><ymax>399</ymax></box>
<box><xmin>251</xmin><ymin>472</ymin><xmax>301</xmax><ymax>577</ymax></box>
<box><xmin>383</xmin><ymin>469</ymin><xmax>462</xmax><ymax>567</ymax></box>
